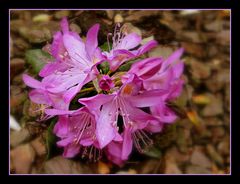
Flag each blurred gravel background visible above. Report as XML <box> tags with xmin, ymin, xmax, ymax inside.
<box><xmin>10</xmin><ymin>10</ymin><xmax>230</xmax><ymax>174</ymax></box>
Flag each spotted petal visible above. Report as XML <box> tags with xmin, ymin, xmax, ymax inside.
<box><xmin>96</xmin><ymin>101</ymin><xmax>118</xmax><ymax>149</ymax></box>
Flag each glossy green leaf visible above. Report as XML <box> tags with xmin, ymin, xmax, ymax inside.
<box><xmin>100</xmin><ymin>42</ymin><xmax>112</xmax><ymax>52</ymax></box>
<box><xmin>98</xmin><ymin>61</ymin><xmax>110</xmax><ymax>74</ymax></box>
<box><xmin>46</xmin><ymin>118</ymin><xmax>58</xmax><ymax>160</ymax></box>
<box><xmin>25</xmin><ymin>49</ymin><xmax>53</xmax><ymax>74</ymax></box>
<box><xmin>118</xmin><ymin>56</ymin><xmax>146</xmax><ymax>72</ymax></box>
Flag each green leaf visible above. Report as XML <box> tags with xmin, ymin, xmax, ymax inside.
<box><xmin>118</xmin><ymin>59</ymin><xmax>139</xmax><ymax>71</ymax></box>
<box><xmin>143</xmin><ymin>146</ymin><xmax>162</xmax><ymax>159</ymax></box>
<box><xmin>118</xmin><ymin>55</ymin><xmax>146</xmax><ymax>72</ymax></box>
<box><xmin>25</xmin><ymin>49</ymin><xmax>53</xmax><ymax>74</ymax></box>
<box><xmin>46</xmin><ymin>118</ymin><xmax>58</xmax><ymax>160</ymax></box>
<box><xmin>69</xmin><ymin>92</ymin><xmax>87</xmax><ymax>110</ymax></box>
<box><xmin>98</xmin><ymin>61</ymin><xmax>110</xmax><ymax>74</ymax></box>
<box><xmin>100</xmin><ymin>42</ymin><xmax>112</xmax><ymax>52</ymax></box>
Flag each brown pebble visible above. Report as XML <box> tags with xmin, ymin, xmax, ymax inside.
<box><xmin>11</xmin><ymin>144</ymin><xmax>36</xmax><ymax>174</ymax></box>
<box><xmin>10</xmin><ymin>58</ymin><xmax>25</xmax><ymax>80</ymax></box>
<box><xmin>10</xmin><ymin>128</ymin><xmax>31</xmax><ymax>148</ymax></box>
<box><xmin>30</xmin><ymin>136</ymin><xmax>46</xmax><ymax>157</ymax></box>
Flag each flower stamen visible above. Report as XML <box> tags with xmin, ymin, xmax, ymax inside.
<box><xmin>81</xmin><ymin>145</ymin><xmax>102</xmax><ymax>162</ymax></box>
<box><xmin>132</xmin><ymin>130</ymin><xmax>153</xmax><ymax>153</ymax></box>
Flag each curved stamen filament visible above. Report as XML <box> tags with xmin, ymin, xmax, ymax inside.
<box><xmin>74</xmin><ymin>113</ymin><xmax>92</xmax><ymax>144</ymax></box>
<box><xmin>132</xmin><ymin>130</ymin><xmax>153</xmax><ymax>153</ymax></box>
<box><xmin>32</xmin><ymin>104</ymin><xmax>51</xmax><ymax>113</ymax></box>
<box><xmin>81</xmin><ymin>145</ymin><xmax>102</xmax><ymax>162</ymax></box>
<box><xmin>31</xmin><ymin>104</ymin><xmax>52</xmax><ymax>122</ymax></box>
<box><xmin>117</xmin><ymin>98</ymin><xmax>131</xmax><ymax>128</ymax></box>
<box><xmin>112</xmin><ymin>23</ymin><xmax>121</xmax><ymax>49</ymax></box>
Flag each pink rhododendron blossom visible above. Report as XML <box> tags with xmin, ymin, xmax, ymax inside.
<box><xmin>79</xmin><ymin>74</ymin><xmax>166</xmax><ymax>158</ymax></box>
<box><xmin>121</xmin><ymin>48</ymin><xmax>184</xmax><ymax>129</ymax></box>
<box><xmin>48</xmin><ymin>107</ymin><xmax>102</xmax><ymax>161</ymax></box>
<box><xmin>123</xmin><ymin>48</ymin><xmax>184</xmax><ymax>92</ymax></box>
<box><xmin>44</xmin><ymin>19</ymin><xmax>104</xmax><ymax>103</ymax></box>
<box><xmin>23</xmin><ymin>17</ymin><xmax>185</xmax><ymax>166</ymax></box>
<box><xmin>26</xmin><ymin>18</ymin><xmax>104</xmax><ymax>104</ymax></box>
<box><xmin>102</xmin><ymin>24</ymin><xmax>158</xmax><ymax>72</ymax></box>
<box><xmin>22</xmin><ymin>74</ymin><xmax>69</xmax><ymax>121</ymax></box>
<box><xmin>39</xmin><ymin>18</ymin><xmax>82</xmax><ymax>77</ymax></box>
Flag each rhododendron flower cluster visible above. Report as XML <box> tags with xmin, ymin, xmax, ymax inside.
<box><xmin>23</xmin><ymin>18</ymin><xmax>184</xmax><ymax>166</ymax></box>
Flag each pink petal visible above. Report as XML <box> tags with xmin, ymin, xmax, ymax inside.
<box><xmin>46</xmin><ymin>72</ymin><xmax>87</xmax><ymax>93</ymax></box>
<box><xmin>162</xmin><ymin>48</ymin><xmax>184</xmax><ymax>71</ymax></box>
<box><xmin>118</xmin><ymin>33</ymin><xmax>141</xmax><ymax>50</ymax></box>
<box><xmin>112</xmin><ymin>49</ymin><xmax>136</xmax><ymax>60</ymax></box>
<box><xmin>57</xmin><ymin>136</ymin><xmax>73</xmax><ymax>147</ymax></box>
<box><xmin>29</xmin><ymin>89</ymin><xmax>50</xmax><ymax>105</ymax></box>
<box><xmin>120</xmin><ymin>74</ymin><xmax>142</xmax><ymax>96</ymax></box>
<box><xmin>128</xmin><ymin>57</ymin><xmax>163</xmax><ymax>80</ymax></box>
<box><xmin>80</xmin><ymin>138</ymin><xmax>94</xmax><ymax>146</ymax></box>
<box><xmin>40</xmin><ymin>74</ymin><xmax>60</xmax><ymax>88</ymax></box>
<box><xmin>53</xmin><ymin>116</ymin><xmax>69</xmax><ymax>137</ymax></box>
<box><xmin>128</xmin><ymin>89</ymin><xmax>167</xmax><ymax>107</ymax></box>
<box><xmin>143</xmin><ymin>68</ymin><xmax>174</xmax><ymax>90</ymax></box>
<box><xmin>167</xmin><ymin>79</ymin><xmax>184</xmax><ymax>99</ymax></box>
<box><xmin>96</xmin><ymin>101</ymin><xmax>118</xmax><ymax>148</ymax></box>
<box><xmin>45</xmin><ymin>109</ymin><xmax>74</xmax><ymax>116</ymax></box>
<box><xmin>63</xmin><ymin>34</ymin><xmax>90</xmax><ymax>68</ymax></box>
<box><xmin>144</xmin><ymin>120</ymin><xmax>163</xmax><ymax>133</ymax></box>
<box><xmin>136</xmin><ymin>40</ymin><xmax>158</xmax><ymax>56</ymax></box>
<box><xmin>86</xmin><ymin>24</ymin><xmax>100</xmax><ymax>58</ymax></box>
<box><xmin>106</xmin><ymin>142</ymin><xmax>125</xmax><ymax>166</ymax></box>
<box><xmin>113</xmin><ymin>132</ymin><xmax>123</xmax><ymax>142</ymax></box>
<box><xmin>106</xmin><ymin>154</ymin><xmax>125</xmax><ymax>167</ymax></box>
<box><xmin>49</xmin><ymin>93</ymin><xmax>69</xmax><ymax>110</ymax></box>
<box><xmin>51</xmin><ymin>31</ymin><xmax>65</xmax><ymax>59</ymax></box>
<box><xmin>94</xmin><ymin>47</ymin><xmax>105</xmax><ymax>62</ymax></box>
<box><xmin>121</xmin><ymin>127</ymin><xmax>133</xmax><ymax>160</ymax></box>
<box><xmin>173</xmin><ymin>60</ymin><xmax>184</xmax><ymax>78</ymax></box>
<box><xmin>63</xmin><ymin>144</ymin><xmax>80</xmax><ymax>158</ymax></box>
<box><xmin>109</xmin><ymin>49</ymin><xmax>135</xmax><ymax>71</ymax></box>
<box><xmin>39</xmin><ymin>61</ymin><xmax>68</xmax><ymax>77</ymax></box>
<box><xmin>62</xmin><ymin>73</ymin><xmax>93</xmax><ymax>103</ymax></box>
<box><xmin>150</xmin><ymin>102</ymin><xmax>177</xmax><ymax>123</ymax></box>
<box><xmin>79</xmin><ymin>94</ymin><xmax>113</xmax><ymax>111</ymax></box>
<box><xmin>106</xmin><ymin>141</ymin><xmax>122</xmax><ymax>158</ymax></box>
<box><xmin>128</xmin><ymin>107</ymin><xmax>153</xmax><ymax>130</ymax></box>
<box><xmin>22</xmin><ymin>74</ymin><xmax>43</xmax><ymax>89</ymax></box>
<box><xmin>60</xmin><ymin>17</ymin><xmax>69</xmax><ymax>33</ymax></box>
<box><xmin>62</xmin><ymin>84</ymin><xmax>83</xmax><ymax>103</ymax></box>
<box><xmin>60</xmin><ymin>18</ymin><xmax>81</xmax><ymax>41</ymax></box>
<box><xmin>69</xmin><ymin>32</ymin><xmax>82</xmax><ymax>41</ymax></box>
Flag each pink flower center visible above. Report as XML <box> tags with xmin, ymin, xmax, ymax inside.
<box><xmin>99</xmin><ymin>75</ymin><xmax>115</xmax><ymax>91</ymax></box>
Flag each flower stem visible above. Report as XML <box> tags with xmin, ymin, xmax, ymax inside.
<box><xmin>79</xmin><ymin>87</ymin><xmax>95</xmax><ymax>94</ymax></box>
<box><xmin>93</xmin><ymin>79</ymin><xmax>102</xmax><ymax>93</ymax></box>
<box><xmin>107</xmin><ymin>70</ymin><xmax>112</xmax><ymax>75</ymax></box>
